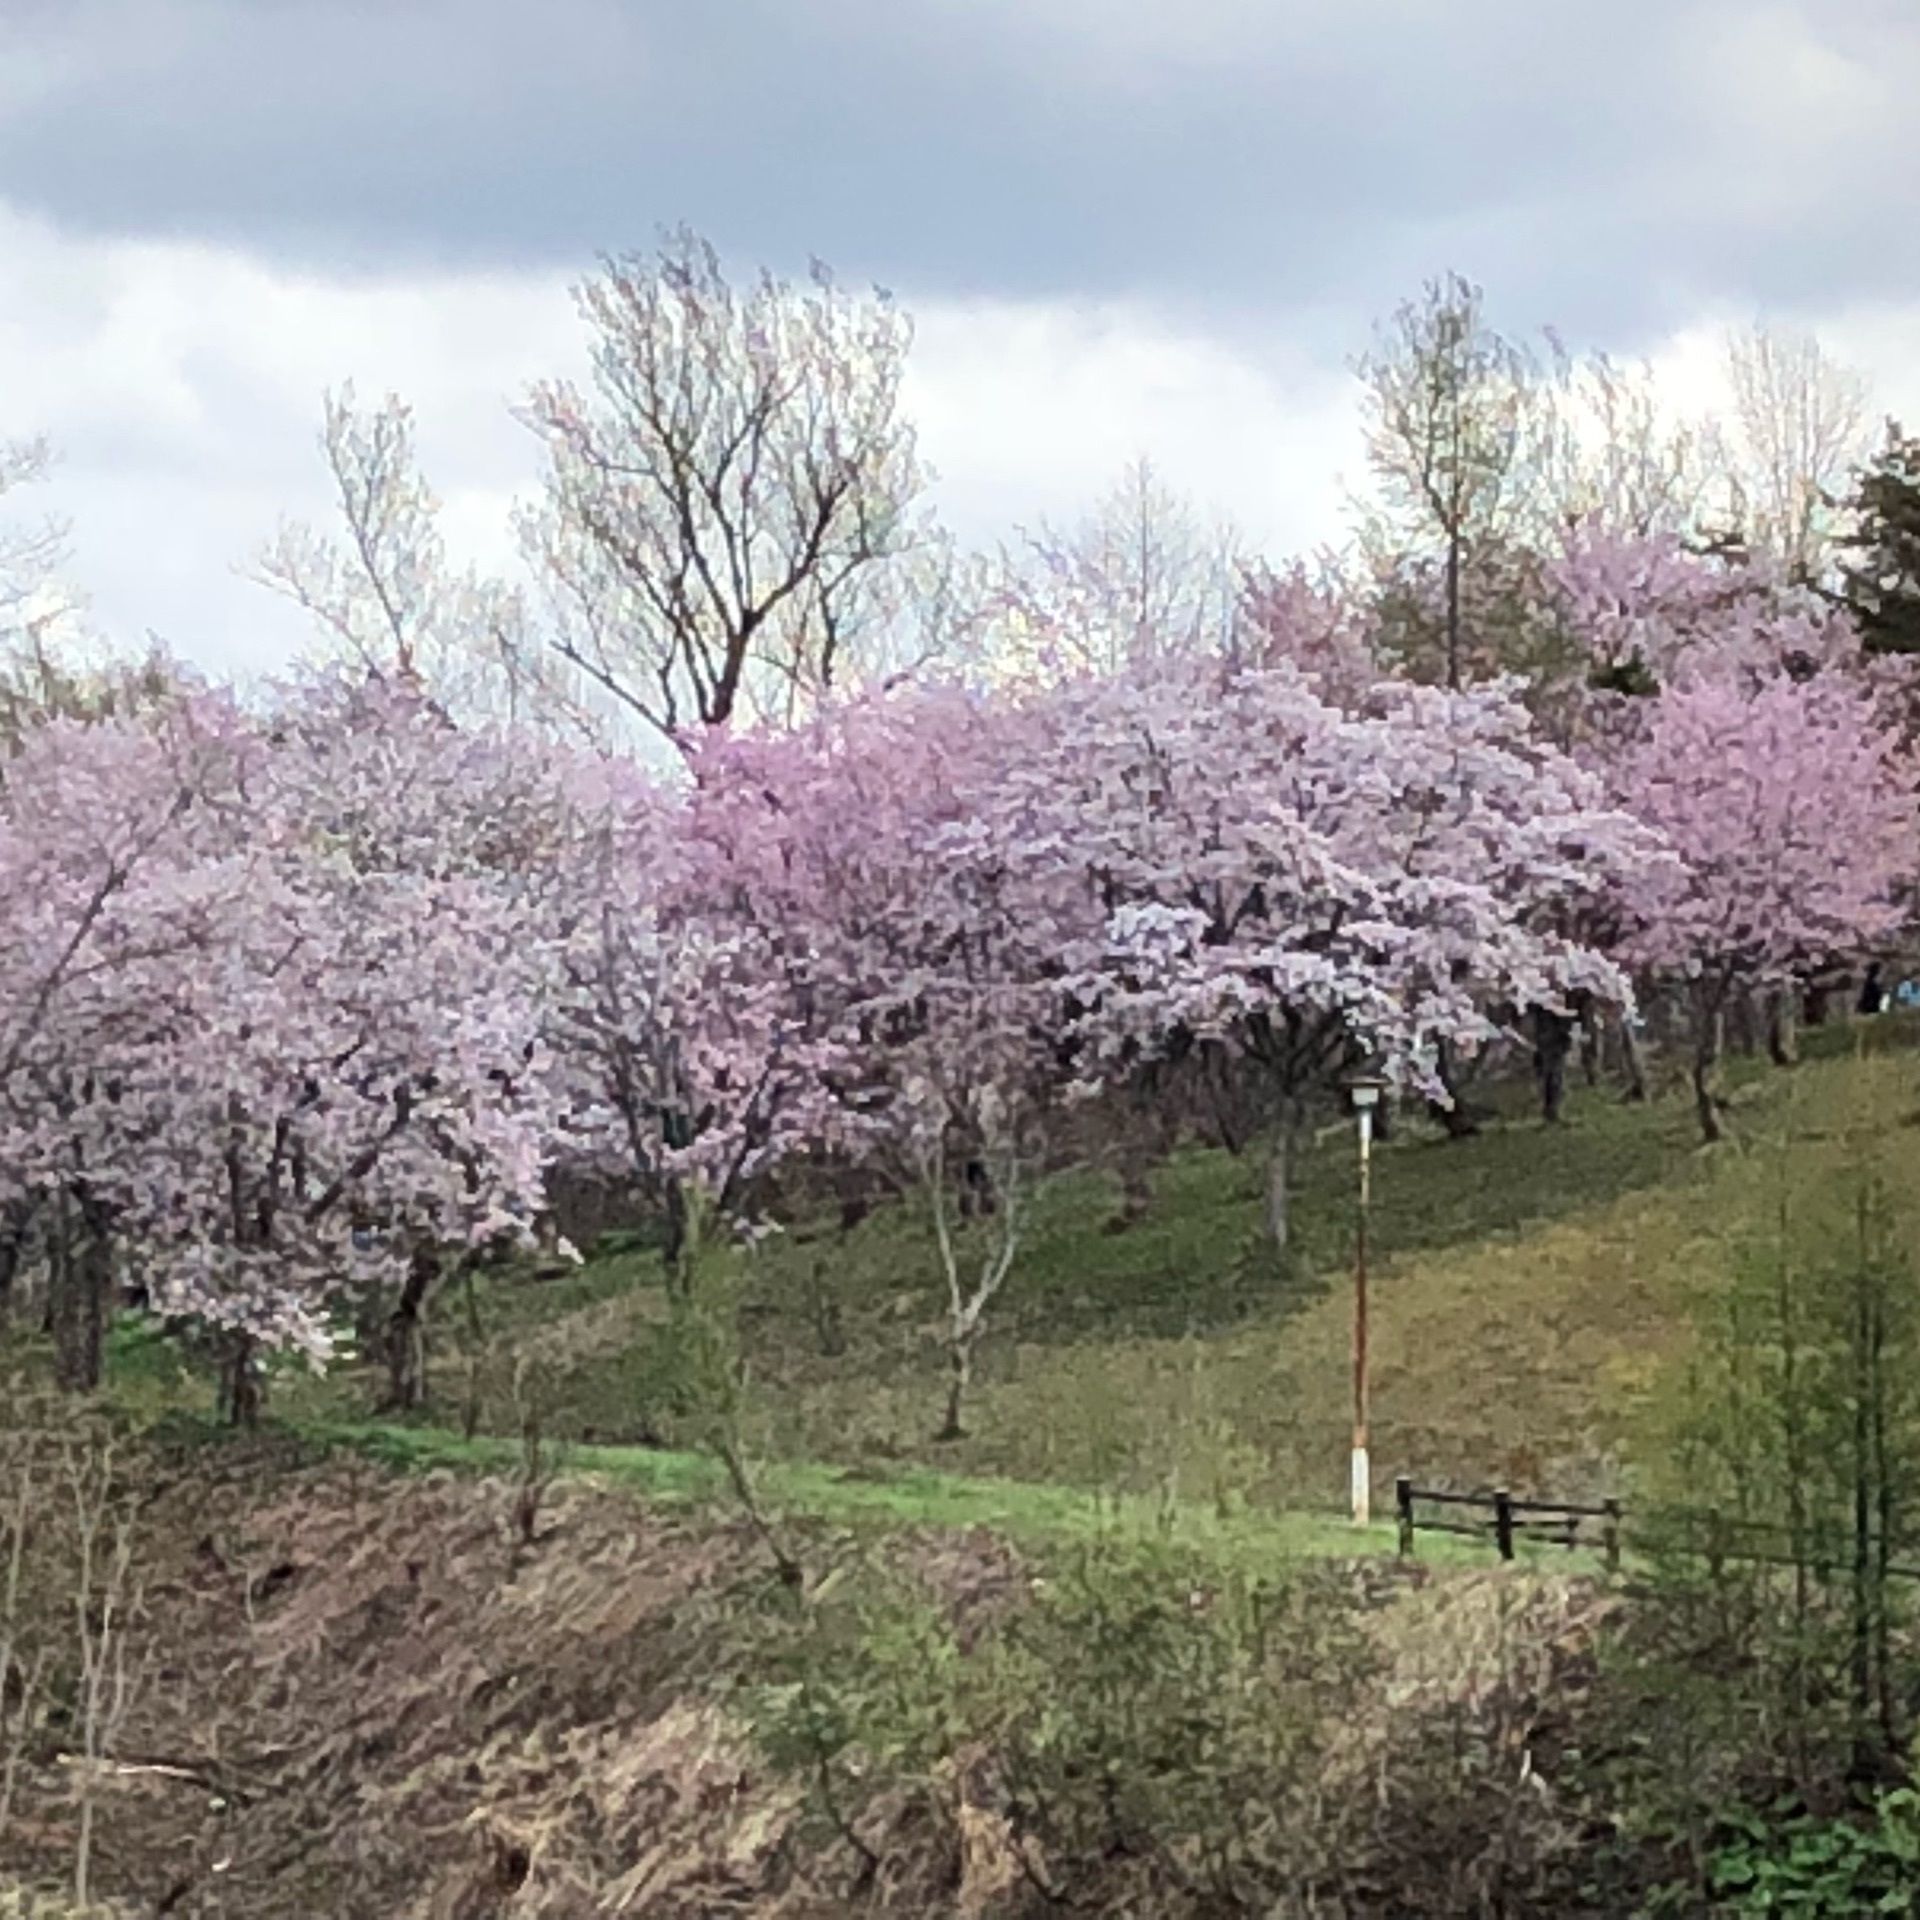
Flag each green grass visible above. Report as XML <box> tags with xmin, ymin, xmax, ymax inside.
<box><xmin>303</xmin><ymin>1414</ymin><xmax>1578</xmax><ymax>1576</ymax></box>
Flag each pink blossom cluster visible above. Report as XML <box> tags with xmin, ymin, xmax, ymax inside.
<box><xmin>1543</xmin><ymin>524</ymin><xmax>1920</xmax><ymax>1000</ymax></box>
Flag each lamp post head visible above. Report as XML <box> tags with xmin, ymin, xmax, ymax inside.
<box><xmin>1347</xmin><ymin>1073</ymin><xmax>1389</xmax><ymax>1113</ymax></box>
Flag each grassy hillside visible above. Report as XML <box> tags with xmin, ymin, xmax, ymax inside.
<box><xmin>238</xmin><ymin>1011</ymin><xmax>1920</xmax><ymax>1524</ymax></box>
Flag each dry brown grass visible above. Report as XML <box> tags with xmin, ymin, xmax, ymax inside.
<box><xmin>0</xmin><ymin>1433</ymin><xmax>1629</xmax><ymax>1918</ymax></box>
<box><xmin>0</xmin><ymin>1439</ymin><xmax>1053</xmax><ymax>1919</ymax></box>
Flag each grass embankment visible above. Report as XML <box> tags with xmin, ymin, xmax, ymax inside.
<box><xmin>311</xmin><ymin>1415</ymin><xmax>1525</xmax><ymax>1571</ymax></box>
<box><xmin>81</xmin><ymin>1015</ymin><xmax>1920</xmax><ymax>1550</ymax></box>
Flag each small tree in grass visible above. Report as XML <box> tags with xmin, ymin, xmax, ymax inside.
<box><xmin>1602</xmin><ymin>1134</ymin><xmax>1920</xmax><ymax>1899</ymax></box>
<box><xmin>902</xmin><ymin>1077</ymin><xmax>1030</xmax><ymax>1444</ymax></box>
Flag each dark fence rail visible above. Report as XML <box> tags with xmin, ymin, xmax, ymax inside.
<box><xmin>1396</xmin><ymin>1476</ymin><xmax>1920</xmax><ymax>1582</ymax></box>
<box><xmin>1396</xmin><ymin>1477</ymin><xmax>1621</xmax><ymax>1569</ymax></box>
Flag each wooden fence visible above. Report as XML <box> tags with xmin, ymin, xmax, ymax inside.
<box><xmin>1396</xmin><ymin>1477</ymin><xmax>1621</xmax><ymax>1572</ymax></box>
<box><xmin>1395</xmin><ymin>1476</ymin><xmax>1920</xmax><ymax>1582</ymax></box>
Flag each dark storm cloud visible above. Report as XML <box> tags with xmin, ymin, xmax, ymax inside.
<box><xmin>1</xmin><ymin>0</ymin><xmax>1914</xmax><ymax>352</ymax></box>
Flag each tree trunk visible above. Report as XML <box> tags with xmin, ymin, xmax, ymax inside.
<box><xmin>958</xmin><ymin>1158</ymin><xmax>997</xmax><ymax>1220</ymax></box>
<box><xmin>1531</xmin><ymin>1007</ymin><xmax>1575</xmax><ymax>1124</ymax></box>
<box><xmin>1766</xmin><ymin>990</ymin><xmax>1799</xmax><ymax>1067</ymax></box>
<box><xmin>1617</xmin><ymin>1012</ymin><xmax>1649</xmax><ymax>1103</ymax></box>
<box><xmin>1107</xmin><ymin>1156</ymin><xmax>1155</xmax><ymax>1233</ymax></box>
<box><xmin>0</xmin><ymin>1196</ymin><xmax>33</xmax><ymax>1327</ymax></box>
<box><xmin>1444</xmin><ymin>528</ymin><xmax>1463</xmax><ymax>691</ymax></box>
<box><xmin>1105</xmin><ymin>1089</ymin><xmax>1175</xmax><ymax>1233</ymax></box>
<box><xmin>50</xmin><ymin>1193</ymin><xmax>109</xmax><ymax>1395</ymax></box>
<box><xmin>661</xmin><ymin>1179</ymin><xmax>690</xmax><ymax>1295</ymax></box>
<box><xmin>383</xmin><ymin>1245</ymin><xmax>439</xmax><ymax>1411</ymax></box>
<box><xmin>1264</xmin><ymin>1098</ymin><xmax>1304</xmax><ymax>1258</ymax></box>
<box><xmin>937</xmin><ymin>1331</ymin><xmax>973</xmax><ymax>1443</ymax></box>
<box><xmin>804</xmin><ymin>1249</ymin><xmax>847</xmax><ymax>1357</ymax></box>
<box><xmin>1727</xmin><ymin>991</ymin><xmax>1758</xmax><ymax>1057</ymax></box>
<box><xmin>460</xmin><ymin>1263</ymin><xmax>486</xmax><ymax>1442</ymax></box>
<box><xmin>1691</xmin><ymin>995</ymin><xmax>1725</xmax><ymax>1144</ymax></box>
<box><xmin>1577</xmin><ymin>998</ymin><xmax>1602</xmax><ymax>1087</ymax></box>
<box><xmin>220</xmin><ymin>1333</ymin><xmax>263</xmax><ymax>1427</ymax></box>
<box><xmin>1428</xmin><ymin>1040</ymin><xmax>1480</xmax><ymax>1139</ymax></box>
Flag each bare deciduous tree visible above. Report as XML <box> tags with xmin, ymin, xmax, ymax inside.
<box><xmin>0</xmin><ymin>434</ymin><xmax>120</xmax><ymax>738</ymax></box>
<box><xmin>0</xmin><ymin>437</ymin><xmax>69</xmax><ymax>636</ymax></box>
<box><xmin>1353</xmin><ymin>271</ymin><xmax>1542</xmax><ymax>688</ymax></box>
<box><xmin>1534</xmin><ymin>341</ymin><xmax>1730</xmax><ymax>541</ymax></box>
<box><xmin>514</xmin><ymin>227</ymin><xmax>929</xmax><ymax>744</ymax></box>
<box><xmin>993</xmin><ymin>454</ymin><xmax>1246</xmax><ymax>679</ymax></box>
<box><xmin>254</xmin><ymin>386</ymin><xmax>605</xmax><ymax>738</ymax></box>
<box><xmin>1723</xmin><ymin>322</ymin><xmax>1872</xmax><ymax>584</ymax></box>
<box><xmin>769</xmin><ymin>519</ymin><xmax>994</xmax><ymax>724</ymax></box>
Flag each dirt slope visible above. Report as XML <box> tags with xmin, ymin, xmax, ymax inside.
<box><xmin>6</xmin><ymin>1440</ymin><xmax>1037</xmax><ymax>1919</ymax></box>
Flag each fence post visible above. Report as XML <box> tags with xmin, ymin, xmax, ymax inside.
<box><xmin>1396</xmin><ymin>1477</ymin><xmax>1414</xmax><ymax>1558</ymax></box>
<box><xmin>1493</xmin><ymin>1488</ymin><xmax>1514</xmax><ymax>1562</ymax></box>
<box><xmin>1602</xmin><ymin>1497</ymin><xmax>1621</xmax><ymax>1575</ymax></box>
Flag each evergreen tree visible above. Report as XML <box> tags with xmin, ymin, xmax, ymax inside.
<box><xmin>1837</xmin><ymin>419</ymin><xmax>1920</xmax><ymax>656</ymax></box>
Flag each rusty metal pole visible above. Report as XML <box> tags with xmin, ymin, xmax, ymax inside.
<box><xmin>1351</xmin><ymin>1085</ymin><xmax>1378</xmax><ymax>1527</ymax></box>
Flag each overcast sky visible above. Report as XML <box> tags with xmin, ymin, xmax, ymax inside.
<box><xmin>3</xmin><ymin>0</ymin><xmax>1918</xmax><ymax>680</ymax></box>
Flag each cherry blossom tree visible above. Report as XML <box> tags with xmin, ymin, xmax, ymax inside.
<box><xmin>1234</xmin><ymin>559</ymin><xmax>1378</xmax><ymax>706</ymax></box>
<box><xmin>1536</xmin><ymin>522</ymin><xmax>1918</xmax><ymax>1066</ymax></box>
<box><xmin>539</xmin><ymin>746</ymin><xmax>846</xmax><ymax>1290</ymax></box>
<box><xmin>667</xmin><ymin>679</ymin><xmax>1101</xmax><ymax>1435</ymax></box>
<box><xmin>0</xmin><ymin>675</ymin><xmax>567</xmax><ymax>1413</ymax></box>
<box><xmin>1612</xmin><ymin>672</ymin><xmax>1917</xmax><ymax>1141</ymax></box>
<box><xmin>0</xmin><ymin>688</ymin><xmax>250</xmax><ymax>1385</ymax></box>
<box><xmin>1018</xmin><ymin>658</ymin><xmax>1657</xmax><ymax>1253</ymax></box>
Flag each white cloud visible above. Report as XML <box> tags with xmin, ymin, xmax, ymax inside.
<box><xmin>0</xmin><ymin>200</ymin><xmax>583</xmax><ymax>680</ymax></box>
<box><xmin>904</xmin><ymin>299</ymin><xmax>1359</xmax><ymax>554</ymax></box>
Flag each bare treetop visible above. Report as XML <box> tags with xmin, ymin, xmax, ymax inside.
<box><xmin>253</xmin><ymin>384</ymin><xmax>602</xmax><ymax>737</ymax></box>
<box><xmin>1533</xmin><ymin>342</ymin><xmax>1729</xmax><ymax>543</ymax></box>
<box><xmin>992</xmin><ymin>453</ymin><xmax>1247</xmax><ymax>680</ymax></box>
<box><xmin>1723</xmin><ymin>321</ymin><xmax>1872</xmax><ymax>584</ymax></box>
<box><xmin>514</xmin><ymin>227</ymin><xmax>930</xmax><ymax>743</ymax></box>
<box><xmin>0</xmin><ymin>436</ymin><xmax>71</xmax><ymax>644</ymax></box>
<box><xmin>1353</xmin><ymin>271</ymin><xmax>1542</xmax><ymax>689</ymax></box>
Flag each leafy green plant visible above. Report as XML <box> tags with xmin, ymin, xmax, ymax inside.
<box><xmin>742</xmin><ymin>1533</ymin><xmax>1372</xmax><ymax>1909</ymax></box>
<box><xmin>989</xmin><ymin>1539</ymin><xmax>1368</xmax><ymax>1905</ymax></box>
<box><xmin>1695</xmin><ymin>1790</ymin><xmax>1920</xmax><ymax>1916</ymax></box>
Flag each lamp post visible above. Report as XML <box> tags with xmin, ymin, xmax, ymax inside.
<box><xmin>1347</xmin><ymin>1074</ymin><xmax>1388</xmax><ymax>1527</ymax></box>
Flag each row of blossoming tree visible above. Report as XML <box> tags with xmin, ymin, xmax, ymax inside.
<box><xmin>0</xmin><ymin>518</ymin><xmax>1913</xmax><ymax>1432</ymax></box>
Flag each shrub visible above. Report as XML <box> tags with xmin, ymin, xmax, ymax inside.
<box><xmin>743</xmin><ymin>1533</ymin><xmax>1377</xmax><ymax>1910</ymax></box>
